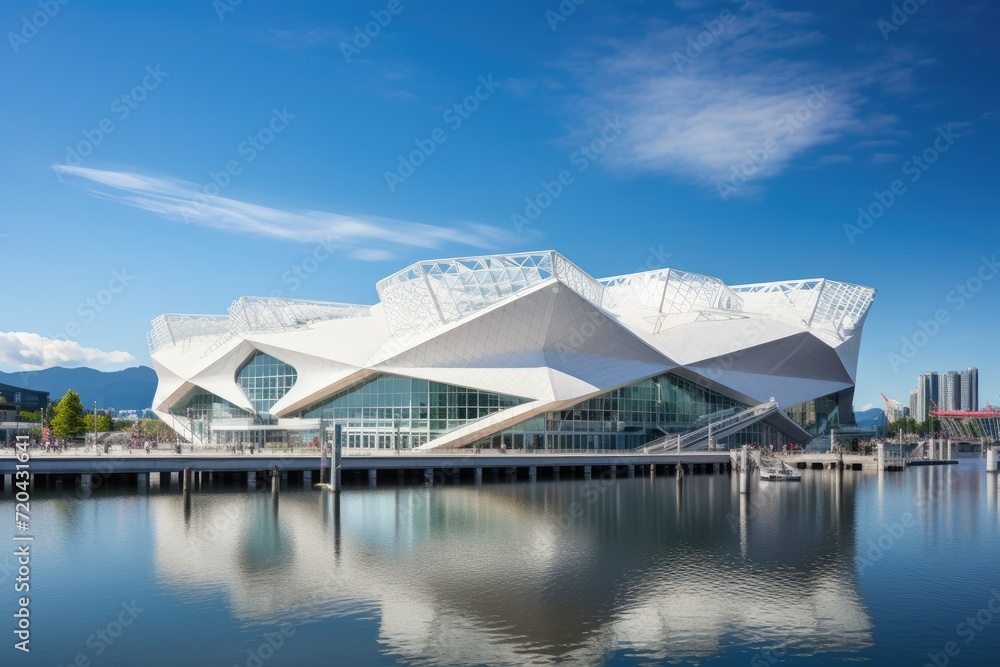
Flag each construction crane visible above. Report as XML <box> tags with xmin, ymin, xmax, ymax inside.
<box><xmin>881</xmin><ymin>392</ymin><xmax>899</xmax><ymax>415</ymax></box>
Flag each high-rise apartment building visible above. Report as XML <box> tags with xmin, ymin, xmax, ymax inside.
<box><xmin>916</xmin><ymin>371</ymin><xmax>939</xmax><ymax>422</ymax></box>
<box><xmin>944</xmin><ymin>371</ymin><xmax>962</xmax><ymax>411</ymax></box>
<box><xmin>960</xmin><ymin>367</ymin><xmax>979</xmax><ymax>411</ymax></box>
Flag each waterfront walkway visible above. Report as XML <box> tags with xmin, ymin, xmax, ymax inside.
<box><xmin>0</xmin><ymin>448</ymin><xmax>735</xmax><ymax>492</ymax></box>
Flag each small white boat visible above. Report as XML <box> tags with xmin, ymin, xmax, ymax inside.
<box><xmin>758</xmin><ymin>460</ymin><xmax>801</xmax><ymax>481</ymax></box>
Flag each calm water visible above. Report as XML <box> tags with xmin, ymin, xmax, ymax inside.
<box><xmin>4</xmin><ymin>461</ymin><xmax>1000</xmax><ymax>666</ymax></box>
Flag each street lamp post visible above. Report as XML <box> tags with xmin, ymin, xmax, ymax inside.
<box><xmin>93</xmin><ymin>401</ymin><xmax>98</xmax><ymax>454</ymax></box>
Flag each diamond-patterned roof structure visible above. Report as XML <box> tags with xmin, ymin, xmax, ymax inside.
<box><xmin>149</xmin><ymin>250</ymin><xmax>875</xmax><ymax>448</ymax></box>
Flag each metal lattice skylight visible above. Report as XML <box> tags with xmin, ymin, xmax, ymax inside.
<box><xmin>376</xmin><ymin>252</ymin><xmax>557</xmax><ymax>336</ymax></box>
<box><xmin>228</xmin><ymin>297</ymin><xmax>371</xmax><ymax>336</ymax></box>
<box><xmin>149</xmin><ymin>298</ymin><xmax>371</xmax><ymax>355</ymax></box>
<box><xmin>600</xmin><ymin>268</ymin><xmax>743</xmax><ymax>315</ymax></box>
<box><xmin>730</xmin><ymin>279</ymin><xmax>875</xmax><ymax>339</ymax></box>
<box><xmin>148</xmin><ymin>314</ymin><xmax>231</xmax><ymax>354</ymax></box>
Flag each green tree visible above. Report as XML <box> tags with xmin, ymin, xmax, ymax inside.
<box><xmin>18</xmin><ymin>411</ymin><xmax>40</xmax><ymax>422</ymax></box>
<box><xmin>888</xmin><ymin>417</ymin><xmax>922</xmax><ymax>436</ymax></box>
<box><xmin>50</xmin><ymin>389</ymin><xmax>86</xmax><ymax>437</ymax></box>
<box><xmin>84</xmin><ymin>413</ymin><xmax>114</xmax><ymax>432</ymax></box>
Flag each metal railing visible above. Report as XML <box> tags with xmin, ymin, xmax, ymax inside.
<box><xmin>642</xmin><ymin>401</ymin><xmax>779</xmax><ymax>453</ymax></box>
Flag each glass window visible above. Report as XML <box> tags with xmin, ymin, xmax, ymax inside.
<box><xmin>236</xmin><ymin>351</ymin><xmax>298</xmax><ymax>416</ymax></box>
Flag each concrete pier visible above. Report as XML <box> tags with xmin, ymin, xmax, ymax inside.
<box><xmin>4</xmin><ymin>473</ymin><xmax>12</xmax><ymax>494</ymax></box>
<box><xmin>368</xmin><ymin>469</ymin><xmax>378</xmax><ymax>487</ymax></box>
<box><xmin>425</xmin><ymin>468</ymin><xmax>434</xmax><ymax>486</ymax></box>
<box><xmin>271</xmin><ymin>469</ymin><xmax>279</xmax><ymax>495</ymax></box>
<box><xmin>988</xmin><ymin>449</ymin><xmax>998</xmax><ymax>474</ymax></box>
<box><xmin>80</xmin><ymin>473</ymin><xmax>92</xmax><ymax>493</ymax></box>
<box><xmin>0</xmin><ymin>450</ymin><xmax>738</xmax><ymax>494</ymax></box>
<box><xmin>474</xmin><ymin>467</ymin><xmax>483</xmax><ymax>485</ymax></box>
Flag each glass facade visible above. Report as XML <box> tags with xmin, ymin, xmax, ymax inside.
<box><xmin>297</xmin><ymin>375</ymin><xmax>526</xmax><ymax>449</ymax></box>
<box><xmin>785</xmin><ymin>392</ymin><xmax>843</xmax><ymax>435</ymax></box>
<box><xmin>169</xmin><ymin>387</ymin><xmax>255</xmax><ymax>442</ymax></box>
<box><xmin>171</xmin><ymin>372</ymin><xmax>815</xmax><ymax>451</ymax></box>
<box><xmin>236</xmin><ymin>351</ymin><xmax>298</xmax><ymax>416</ymax></box>
<box><xmin>474</xmin><ymin>373</ymin><xmax>748</xmax><ymax>451</ymax></box>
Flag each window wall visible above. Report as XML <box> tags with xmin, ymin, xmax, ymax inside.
<box><xmin>297</xmin><ymin>375</ymin><xmax>526</xmax><ymax>449</ymax></box>
<box><xmin>476</xmin><ymin>373</ymin><xmax>747</xmax><ymax>451</ymax></box>
<box><xmin>785</xmin><ymin>392</ymin><xmax>842</xmax><ymax>435</ymax></box>
<box><xmin>236</xmin><ymin>351</ymin><xmax>298</xmax><ymax>416</ymax></box>
<box><xmin>169</xmin><ymin>387</ymin><xmax>255</xmax><ymax>442</ymax></box>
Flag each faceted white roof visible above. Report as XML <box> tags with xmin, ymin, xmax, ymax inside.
<box><xmin>149</xmin><ymin>250</ymin><xmax>876</xmax><ymax>448</ymax></box>
<box><xmin>375</xmin><ymin>251</ymin><xmax>605</xmax><ymax>337</ymax></box>
<box><xmin>148</xmin><ymin>297</ymin><xmax>371</xmax><ymax>355</ymax></box>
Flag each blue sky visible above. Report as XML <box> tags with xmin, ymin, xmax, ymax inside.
<box><xmin>0</xmin><ymin>0</ymin><xmax>997</xmax><ymax>411</ymax></box>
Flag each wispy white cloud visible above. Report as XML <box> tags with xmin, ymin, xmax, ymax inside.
<box><xmin>563</xmin><ymin>5</ymin><xmax>906</xmax><ymax>194</ymax></box>
<box><xmin>0</xmin><ymin>332</ymin><xmax>134</xmax><ymax>370</ymax></box>
<box><xmin>53</xmin><ymin>165</ymin><xmax>512</xmax><ymax>260</ymax></box>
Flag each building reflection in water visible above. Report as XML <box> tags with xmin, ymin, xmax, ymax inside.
<box><xmin>152</xmin><ymin>472</ymin><xmax>873</xmax><ymax>664</ymax></box>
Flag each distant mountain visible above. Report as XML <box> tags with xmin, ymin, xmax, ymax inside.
<box><xmin>0</xmin><ymin>366</ymin><xmax>157</xmax><ymax>411</ymax></box>
<box><xmin>854</xmin><ymin>407</ymin><xmax>886</xmax><ymax>429</ymax></box>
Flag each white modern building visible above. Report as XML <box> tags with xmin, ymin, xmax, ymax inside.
<box><xmin>148</xmin><ymin>251</ymin><xmax>875</xmax><ymax>451</ymax></box>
